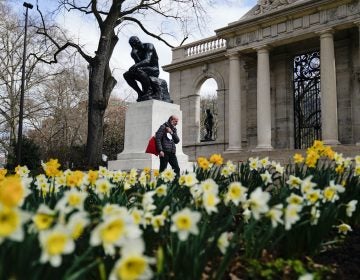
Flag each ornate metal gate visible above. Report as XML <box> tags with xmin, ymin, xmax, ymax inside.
<box><xmin>293</xmin><ymin>51</ymin><xmax>321</xmax><ymax>149</ymax></box>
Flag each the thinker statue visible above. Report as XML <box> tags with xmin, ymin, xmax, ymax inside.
<box><xmin>204</xmin><ymin>109</ymin><xmax>214</xmax><ymax>141</ymax></box>
<box><xmin>123</xmin><ymin>36</ymin><xmax>172</xmax><ymax>103</ymax></box>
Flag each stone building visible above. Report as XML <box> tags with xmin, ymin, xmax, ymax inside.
<box><xmin>163</xmin><ymin>0</ymin><xmax>360</xmax><ymax>161</ymax></box>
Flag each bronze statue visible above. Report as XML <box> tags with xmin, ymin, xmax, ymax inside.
<box><xmin>204</xmin><ymin>109</ymin><xmax>214</xmax><ymax>140</ymax></box>
<box><xmin>123</xmin><ymin>36</ymin><xmax>172</xmax><ymax>103</ymax></box>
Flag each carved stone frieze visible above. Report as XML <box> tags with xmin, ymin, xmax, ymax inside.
<box><xmin>255</xmin><ymin>0</ymin><xmax>295</xmax><ymax>15</ymax></box>
<box><xmin>233</xmin><ymin>0</ymin><xmax>360</xmax><ymax>48</ymax></box>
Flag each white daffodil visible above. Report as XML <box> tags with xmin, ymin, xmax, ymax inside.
<box><xmin>346</xmin><ymin>200</ymin><xmax>358</xmax><ymax>217</ymax></box>
<box><xmin>0</xmin><ymin>205</ymin><xmax>29</xmax><ymax>244</ymax></box>
<box><xmin>273</xmin><ymin>162</ymin><xmax>284</xmax><ymax>175</ymax></box>
<box><xmin>243</xmin><ymin>207</ymin><xmax>252</xmax><ymax>223</ymax></box>
<box><xmin>102</xmin><ymin>204</ymin><xmax>128</xmax><ymax>219</ymax></box>
<box><xmin>130</xmin><ymin>208</ymin><xmax>144</xmax><ymax>225</ymax></box>
<box><xmin>298</xmin><ymin>273</ymin><xmax>314</xmax><ymax>280</ymax></box>
<box><xmin>259</xmin><ymin>157</ymin><xmax>270</xmax><ymax>168</ymax></box>
<box><xmin>32</xmin><ymin>204</ymin><xmax>56</xmax><ymax>231</ymax></box>
<box><xmin>286</xmin><ymin>193</ymin><xmax>304</xmax><ymax>205</ymax></box>
<box><xmin>220</xmin><ymin>166</ymin><xmax>231</xmax><ymax>178</ymax></box>
<box><xmin>95</xmin><ymin>178</ymin><xmax>114</xmax><ymax>198</ymax></box>
<box><xmin>322</xmin><ymin>181</ymin><xmax>344</xmax><ymax>203</ymax></box>
<box><xmin>217</xmin><ymin>232</ymin><xmax>231</xmax><ymax>254</ymax></box>
<box><xmin>151</xmin><ymin>214</ymin><xmax>166</xmax><ymax>233</ymax></box>
<box><xmin>247</xmin><ymin>187</ymin><xmax>270</xmax><ymax>220</ymax></box>
<box><xmin>170</xmin><ymin>208</ymin><xmax>201</xmax><ymax>241</ymax></box>
<box><xmin>160</xmin><ymin>168</ymin><xmax>176</xmax><ymax>183</ymax></box>
<box><xmin>336</xmin><ymin>223</ymin><xmax>352</xmax><ymax>235</ymax></box>
<box><xmin>226</xmin><ymin>160</ymin><xmax>236</xmax><ymax>173</ymax></box>
<box><xmin>249</xmin><ymin>157</ymin><xmax>260</xmax><ymax>171</ymax></box>
<box><xmin>224</xmin><ymin>182</ymin><xmax>248</xmax><ymax>206</ymax></box>
<box><xmin>15</xmin><ymin>165</ymin><xmax>30</xmax><ymax>177</ymax></box>
<box><xmin>67</xmin><ymin>211</ymin><xmax>90</xmax><ymax>240</ymax></box>
<box><xmin>266</xmin><ymin>204</ymin><xmax>283</xmax><ymax>228</ymax></box>
<box><xmin>55</xmin><ymin>188</ymin><xmax>88</xmax><ymax>214</ymax></box>
<box><xmin>310</xmin><ymin>206</ymin><xmax>321</xmax><ymax>225</ymax></box>
<box><xmin>304</xmin><ymin>189</ymin><xmax>322</xmax><ymax>205</ymax></box>
<box><xmin>142</xmin><ymin>191</ymin><xmax>156</xmax><ymax>212</ymax></box>
<box><xmin>202</xmin><ymin>192</ymin><xmax>220</xmax><ymax>215</ymax></box>
<box><xmin>155</xmin><ymin>184</ymin><xmax>167</xmax><ymax>197</ymax></box>
<box><xmin>39</xmin><ymin>225</ymin><xmax>75</xmax><ymax>267</ymax></box>
<box><xmin>200</xmin><ymin>178</ymin><xmax>219</xmax><ymax>195</ymax></box>
<box><xmin>286</xmin><ymin>175</ymin><xmax>302</xmax><ymax>189</ymax></box>
<box><xmin>139</xmin><ymin>171</ymin><xmax>148</xmax><ymax>187</ymax></box>
<box><xmin>109</xmin><ymin>239</ymin><xmax>154</xmax><ymax>280</ymax></box>
<box><xmin>90</xmin><ymin>214</ymin><xmax>141</xmax><ymax>256</ymax></box>
<box><xmin>300</xmin><ymin>176</ymin><xmax>317</xmax><ymax>194</ymax></box>
<box><xmin>284</xmin><ymin>204</ymin><xmax>302</xmax><ymax>230</ymax></box>
<box><xmin>260</xmin><ymin>170</ymin><xmax>273</xmax><ymax>185</ymax></box>
<box><xmin>183</xmin><ymin>172</ymin><xmax>199</xmax><ymax>187</ymax></box>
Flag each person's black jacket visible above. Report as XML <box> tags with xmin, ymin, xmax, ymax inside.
<box><xmin>155</xmin><ymin>122</ymin><xmax>179</xmax><ymax>154</ymax></box>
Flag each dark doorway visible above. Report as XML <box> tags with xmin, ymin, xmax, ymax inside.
<box><xmin>293</xmin><ymin>51</ymin><xmax>321</xmax><ymax>149</ymax></box>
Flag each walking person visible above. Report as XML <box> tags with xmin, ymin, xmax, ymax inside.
<box><xmin>155</xmin><ymin>115</ymin><xmax>180</xmax><ymax>177</ymax></box>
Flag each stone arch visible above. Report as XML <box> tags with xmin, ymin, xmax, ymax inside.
<box><xmin>190</xmin><ymin>70</ymin><xmax>226</xmax><ymax>143</ymax></box>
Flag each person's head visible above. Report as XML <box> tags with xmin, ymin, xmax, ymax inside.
<box><xmin>168</xmin><ymin>115</ymin><xmax>179</xmax><ymax>127</ymax></box>
<box><xmin>206</xmin><ymin>109</ymin><xmax>211</xmax><ymax>114</ymax></box>
<box><xmin>129</xmin><ymin>36</ymin><xmax>142</xmax><ymax>49</ymax></box>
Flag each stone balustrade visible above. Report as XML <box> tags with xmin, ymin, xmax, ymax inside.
<box><xmin>172</xmin><ymin>36</ymin><xmax>226</xmax><ymax>62</ymax></box>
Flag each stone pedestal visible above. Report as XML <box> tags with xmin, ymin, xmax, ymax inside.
<box><xmin>108</xmin><ymin>100</ymin><xmax>191</xmax><ymax>171</ymax></box>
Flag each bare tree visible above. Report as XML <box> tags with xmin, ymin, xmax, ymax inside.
<box><xmin>33</xmin><ymin>0</ymin><xmax>210</xmax><ymax>167</ymax></box>
<box><xmin>0</xmin><ymin>2</ymin><xmax>62</xmax><ymax>162</ymax></box>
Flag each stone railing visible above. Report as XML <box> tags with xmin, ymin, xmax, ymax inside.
<box><xmin>172</xmin><ymin>36</ymin><xmax>226</xmax><ymax>62</ymax></box>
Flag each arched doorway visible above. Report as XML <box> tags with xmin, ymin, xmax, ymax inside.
<box><xmin>199</xmin><ymin>78</ymin><xmax>218</xmax><ymax>142</ymax></box>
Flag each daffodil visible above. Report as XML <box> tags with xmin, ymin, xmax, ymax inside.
<box><xmin>200</xmin><ymin>178</ymin><xmax>219</xmax><ymax>195</ymax></box>
<box><xmin>15</xmin><ymin>165</ymin><xmax>30</xmax><ymax>177</ymax></box>
<box><xmin>151</xmin><ymin>214</ymin><xmax>166</xmax><ymax>232</ymax></box>
<box><xmin>346</xmin><ymin>200</ymin><xmax>358</xmax><ymax>217</ymax></box>
<box><xmin>66</xmin><ymin>211</ymin><xmax>90</xmax><ymax>240</ymax></box>
<box><xmin>202</xmin><ymin>192</ymin><xmax>220</xmax><ymax>215</ymax></box>
<box><xmin>260</xmin><ymin>170</ymin><xmax>273</xmax><ymax>185</ymax></box>
<box><xmin>155</xmin><ymin>184</ymin><xmax>167</xmax><ymax>197</ymax></box>
<box><xmin>284</xmin><ymin>204</ymin><xmax>302</xmax><ymax>230</ymax></box>
<box><xmin>247</xmin><ymin>187</ymin><xmax>270</xmax><ymax>220</ymax></box>
<box><xmin>300</xmin><ymin>176</ymin><xmax>317</xmax><ymax>194</ymax></box>
<box><xmin>160</xmin><ymin>168</ymin><xmax>176</xmax><ymax>183</ymax></box>
<box><xmin>182</xmin><ymin>172</ymin><xmax>198</xmax><ymax>187</ymax></box>
<box><xmin>249</xmin><ymin>157</ymin><xmax>259</xmax><ymax>171</ymax></box>
<box><xmin>55</xmin><ymin>188</ymin><xmax>88</xmax><ymax>213</ymax></box>
<box><xmin>39</xmin><ymin>225</ymin><xmax>75</xmax><ymax>267</ymax></box>
<box><xmin>95</xmin><ymin>178</ymin><xmax>114</xmax><ymax>198</ymax></box>
<box><xmin>266</xmin><ymin>204</ymin><xmax>283</xmax><ymax>228</ymax></box>
<box><xmin>42</xmin><ymin>159</ymin><xmax>61</xmax><ymax>177</ymax></box>
<box><xmin>197</xmin><ymin>157</ymin><xmax>210</xmax><ymax>170</ymax></box>
<box><xmin>32</xmin><ymin>204</ymin><xmax>56</xmax><ymax>231</ymax></box>
<box><xmin>0</xmin><ymin>204</ymin><xmax>29</xmax><ymax>244</ymax></box>
<box><xmin>304</xmin><ymin>189</ymin><xmax>322</xmax><ymax>205</ymax></box>
<box><xmin>170</xmin><ymin>208</ymin><xmax>201</xmax><ymax>241</ymax></box>
<box><xmin>102</xmin><ymin>204</ymin><xmax>128</xmax><ymax>219</ymax></box>
<box><xmin>209</xmin><ymin>154</ymin><xmax>223</xmax><ymax>166</ymax></box>
<box><xmin>224</xmin><ymin>182</ymin><xmax>248</xmax><ymax>206</ymax></box>
<box><xmin>310</xmin><ymin>206</ymin><xmax>320</xmax><ymax>225</ymax></box>
<box><xmin>90</xmin><ymin>215</ymin><xmax>141</xmax><ymax>255</ymax></box>
<box><xmin>286</xmin><ymin>193</ymin><xmax>304</xmax><ymax>205</ymax></box>
<box><xmin>217</xmin><ymin>232</ymin><xmax>231</xmax><ymax>254</ymax></box>
<box><xmin>286</xmin><ymin>175</ymin><xmax>302</xmax><ymax>189</ymax></box>
<box><xmin>0</xmin><ymin>175</ymin><xmax>31</xmax><ymax>208</ymax></box>
<box><xmin>109</xmin><ymin>240</ymin><xmax>154</xmax><ymax>280</ymax></box>
<box><xmin>293</xmin><ymin>153</ymin><xmax>304</xmax><ymax>163</ymax></box>
<box><xmin>336</xmin><ymin>223</ymin><xmax>352</xmax><ymax>235</ymax></box>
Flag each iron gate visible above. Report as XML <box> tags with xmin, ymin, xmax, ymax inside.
<box><xmin>293</xmin><ymin>51</ymin><xmax>321</xmax><ymax>149</ymax></box>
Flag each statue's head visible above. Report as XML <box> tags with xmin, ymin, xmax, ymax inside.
<box><xmin>129</xmin><ymin>36</ymin><xmax>142</xmax><ymax>49</ymax></box>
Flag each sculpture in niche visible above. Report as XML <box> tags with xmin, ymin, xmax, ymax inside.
<box><xmin>203</xmin><ymin>109</ymin><xmax>214</xmax><ymax>141</ymax></box>
<box><xmin>123</xmin><ymin>36</ymin><xmax>172</xmax><ymax>103</ymax></box>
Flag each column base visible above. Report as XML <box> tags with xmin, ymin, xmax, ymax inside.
<box><xmin>224</xmin><ymin>146</ymin><xmax>243</xmax><ymax>153</ymax></box>
<box><xmin>254</xmin><ymin>144</ymin><xmax>273</xmax><ymax>151</ymax></box>
<box><xmin>323</xmin><ymin>139</ymin><xmax>340</xmax><ymax>145</ymax></box>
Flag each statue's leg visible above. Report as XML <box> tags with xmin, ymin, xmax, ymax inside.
<box><xmin>123</xmin><ymin>71</ymin><xmax>143</xmax><ymax>100</ymax></box>
<box><xmin>135</xmin><ymin>69</ymin><xmax>153</xmax><ymax>101</ymax></box>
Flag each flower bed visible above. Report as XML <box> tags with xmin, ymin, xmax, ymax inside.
<box><xmin>0</xmin><ymin>141</ymin><xmax>359</xmax><ymax>279</ymax></box>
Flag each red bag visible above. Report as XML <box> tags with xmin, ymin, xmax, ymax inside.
<box><xmin>145</xmin><ymin>136</ymin><xmax>159</xmax><ymax>156</ymax></box>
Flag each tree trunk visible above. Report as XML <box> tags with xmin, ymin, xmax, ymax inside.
<box><xmin>86</xmin><ymin>30</ymin><xmax>118</xmax><ymax>168</ymax></box>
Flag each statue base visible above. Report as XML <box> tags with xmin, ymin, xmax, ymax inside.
<box><xmin>108</xmin><ymin>100</ymin><xmax>192</xmax><ymax>172</ymax></box>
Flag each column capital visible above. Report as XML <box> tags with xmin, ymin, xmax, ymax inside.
<box><xmin>253</xmin><ymin>44</ymin><xmax>271</xmax><ymax>53</ymax></box>
<box><xmin>316</xmin><ymin>28</ymin><xmax>334</xmax><ymax>37</ymax></box>
<box><xmin>226</xmin><ymin>50</ymin><xmax>241</xmax><ymax>58</ymax></box>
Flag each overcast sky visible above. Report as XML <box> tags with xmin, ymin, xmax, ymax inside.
<box><xmin>10</xmin><ymin>0</ymin><xmax>257</xmax><ymax>99</ymax></box>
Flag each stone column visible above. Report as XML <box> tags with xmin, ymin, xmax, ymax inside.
<box><xmin>256</xmin><ymin>46</ymin><xmax>273</xmax><ymax>150</ymax></box>
<box><xmin>226</xmin><ymin>52</ymin><xmax>242</xmax><ymax>152</ymax></box>
<box><xmin>319</xmin><ymin>30</ymin><xmax>340</xmax><ymax>145</ymax></box>
<box><xmin>356</xmin><ymin>22</ymin><xmax>360</xmax><ymax>146</ymax></box>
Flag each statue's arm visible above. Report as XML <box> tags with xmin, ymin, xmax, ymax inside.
<box><xmin>133</xmin><ymin>44</ymin><xmax>155</xmax><ymax>69</ymax></box>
